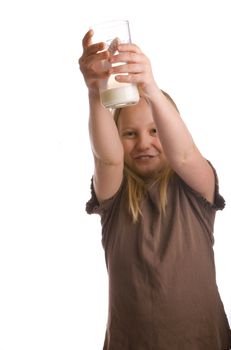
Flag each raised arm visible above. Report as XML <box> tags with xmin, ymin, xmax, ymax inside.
<box><xmin>79</xmin><ymin>30</ymin><xmax>124</xmax><ymax>201</ymax></box>
<box><xmin>109</xmin><ymin>43</ymin><xmax>215</xmax><ymax>203</ymax></box>
<box><xmin>147</xmin><ymin>87</ymin><xmax>215</xmax><ymax>203</ymax></box>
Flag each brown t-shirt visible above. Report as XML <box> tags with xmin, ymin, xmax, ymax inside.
<box><xmin>86</xmin><ymin>169</ymin><xmax>231</xmax><ymax>350</ymax></box>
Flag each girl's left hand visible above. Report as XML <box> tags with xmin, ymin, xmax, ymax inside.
<box><xmin>109</xmin><ymin>43</ymin><xmax>158</xmax><ymax>98</ymax></box>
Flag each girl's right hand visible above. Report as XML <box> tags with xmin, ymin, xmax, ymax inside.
<box><xmin>78</xmin><ymin>30</ymin><xmax>110</xmax><ymax>95</ymax></box>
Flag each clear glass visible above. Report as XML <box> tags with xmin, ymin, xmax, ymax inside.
<box><xmin>91</xmin><ymin>20</ymin><xmax>140</xmax><ymax>109</ymax></box>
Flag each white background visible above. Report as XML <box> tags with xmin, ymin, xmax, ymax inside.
<box><xmin>0</xmin><ymin>0</ymin><xmax>230</xmax><ymax>349</ymax></box>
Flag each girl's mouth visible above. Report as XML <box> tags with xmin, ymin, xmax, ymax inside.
<box><xmin>135</xmin><ymin>155</ymin><xmax>153</xmax><ymax>160</ymax></box>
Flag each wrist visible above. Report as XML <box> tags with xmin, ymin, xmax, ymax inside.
<box><xmin>88</xmin><ymin>89</ymin><xmax>105</xmax><ymax>110</ymax></box>
<box><xmin>139</xmin><ymin>78</ymin><xmax>160</xmax><ymax>100</ymax></box>
<box><xmin>88</xmin><ymin>88</ymin><xmax>100</xmax><ymax>100</ymax></box>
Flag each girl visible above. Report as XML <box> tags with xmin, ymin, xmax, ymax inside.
<box><xmin>79</xmin><ymin>29</ymin><xmax>231</xmax><ymax>350</ymax></box>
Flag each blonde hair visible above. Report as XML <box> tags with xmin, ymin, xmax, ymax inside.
<box><xmin>114</xmin><ymin>90</ymin><xmax>179</xmax><ymax>222</ymax></box>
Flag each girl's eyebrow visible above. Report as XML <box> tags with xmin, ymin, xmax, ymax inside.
<box><xmin>120</xmin><ymin>122</ymin><xmax>156</xmax><ymax>130</ymax></box>
<box><xmin>120</xmin><ymin>126</ymin><xmax>136</xmax><ymax>130</ymax></box>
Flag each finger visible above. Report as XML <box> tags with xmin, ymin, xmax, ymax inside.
<box><xmin>110</xmin><ymin>52</ymin><xmax>142</xmax><ymax>64</ymax></box>
<box><xmin>85</xmin><ymin>42</ymin><xmax>107</xmax><ymax>56</ymax></box>
<box><xmin>84</xmin><ymin>50</ymin><xmax>110</xmax><ymax>67</ymax></box>
<box><xmin>82</xmin><ymin>29</ymin><xmax>108</xmax><ymax>55</ymax></box>
<box><xmin>82</xmin><ymin>29</ymin><xmax>94</xmax><ymax>49</ymax></box>
<box><xmin>115</xmin><ymin>73</ymin><xmax>140</xmax><ymax>84</ymax></box>
<box><xmin>110</xmin><ymin>63</ymin><xmax>143</xmax><ymax>75</ymax></box>
<box><xmin>117</xmin><ymin>43</ymin><xmax>142</xmax><ymax>53</ymax></box>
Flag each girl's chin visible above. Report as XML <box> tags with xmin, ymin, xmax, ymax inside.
<box><xmin>135</xmin><ymin>162</ymin><xmax>163</xmax><ymax>173</ymax></box>
<box><xmin>125</xmin><ymin>158</ymin><xmax>168</xmax><ymax>177</ymax></box>
<box><xmin>134</xmin><ymin>167</ymin><xmax>160</xmax><ymax>179</ymax></box>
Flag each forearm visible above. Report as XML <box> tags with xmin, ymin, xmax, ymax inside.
<box><xmin>149</xmin><ymin>87</ymin><xmax>197</xmax><ymax>166</ymax></box>
<box><xmin>88</xmin><ymin>92</ymin><xmax>124</xmax><ymax>165</ymax></box>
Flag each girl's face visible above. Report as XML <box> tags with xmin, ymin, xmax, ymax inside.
<box><xmin>117</xmin><ymin>98</ymin><xmax>168</xmax><ymax>179</ymax></box>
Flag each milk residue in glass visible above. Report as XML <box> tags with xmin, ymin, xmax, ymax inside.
<box><xmin>100</xmin><ymin>38</ymin><xmax>139</xmax><ymax>109</ymax></box>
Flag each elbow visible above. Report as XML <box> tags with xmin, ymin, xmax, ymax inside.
<box><xmin>94</xmin><ymin>154</ymin><xmax>124</xmax><ymax>167</ymax></box>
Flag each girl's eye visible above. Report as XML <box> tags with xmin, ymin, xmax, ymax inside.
<box><xmin>122</xmin><ymin>131</ymin><xmax>136</xmax><ymax>138</ymax></box>
<box><xmin>150</xmin><ymin>128</ymin><xmax>157</xmax><ymax>136</ymax></box>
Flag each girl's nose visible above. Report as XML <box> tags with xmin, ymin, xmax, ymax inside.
<box><xmin>136</xmin><ymin>134</ymin><xmax>151</xmax><ymax>150</ymax></box>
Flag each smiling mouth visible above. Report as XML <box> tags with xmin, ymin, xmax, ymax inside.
<box><xmin>134</xmin><ymin>155</ymin><xmax>156</xmax><ymax>161</ymax></box>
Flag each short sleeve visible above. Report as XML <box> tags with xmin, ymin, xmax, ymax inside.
<box><xmin>213</xmin><ymin>168</ymin><xmax>226</xmax><ymax>210</ymax></box>
<box><xmin>85</xmin><ymin>178</ymin><xmax>100</xmax><ymax>215</ymax></box>
<box><xmin>180</xmin><ymin>161</ymin><xmax>225</xmax><ymax>211</ymax></box>
<box><xmin>85</xmin><ymin>177</ymin><xmax>126</xmax><ymax>216</ymax></box>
